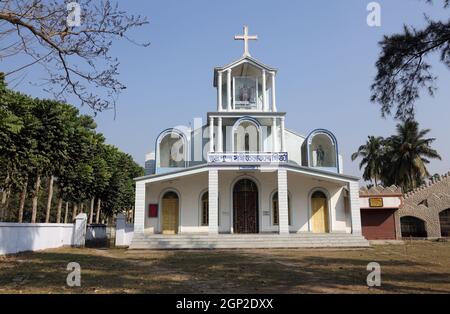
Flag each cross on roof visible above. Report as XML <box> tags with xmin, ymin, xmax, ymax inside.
<box><xmin>234</xmin><ymin>25</ymin><xmax>258</xmax><ymax>57</ymax></box>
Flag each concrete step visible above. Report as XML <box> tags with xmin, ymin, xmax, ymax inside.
<box><xmin>129</xmin><ymin>233</ymin><xmax>370</xmax><ymax>249</ymax></box>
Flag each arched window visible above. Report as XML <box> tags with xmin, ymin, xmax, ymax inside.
<box><xmin>201</xmin><ymin>192</ymin><xmax>209</xmax><ymax>226</ymax></box>
<box><xmin>159</xmin><ymin>132</ymin><xmax>185</xmax><ymax>168</ymax></box>
<box><xmin>272</xmin><ymin>192</ymin><xmax>291</xmax><ymax>226</ymax></box>
<box><xmin>233</xmin><ymin>119</ymin><xmax>260</xmax><ymax>152</ymax></box>
<box><xmin>401</xmin><ymin>216</ymin><xmax>427</xmax><ymax>238</ymax></box>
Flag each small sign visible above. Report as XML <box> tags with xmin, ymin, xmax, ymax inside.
<box><xmin>239</xmin><ymin>165</ymin><xmax>259</xmax><ymax>170</ymax></box>
<box><xmin>148</xmin><ymin>204</ymin><xmax>158</xmax><ymax>217</ymax></box>
<box><xmin>369</xmin><ymin>198</ymin><xmax>383</xmax><ymax>208</ymax></box>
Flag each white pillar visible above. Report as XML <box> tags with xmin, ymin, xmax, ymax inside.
<box><xmin>272</xmin><ymin>117</ymin><xmax>278</xmax><ymax>152</ymax></box>
<box><xmin>280</xmin><ymin>117</ymin><xmax>286</xmax><ymax>152</ymax></box>
<box><xmin>348</xmin><ymin>181</ymin><xmax>362</xmax><ymax>235</ymax></box>
<box><xmin>271</xmin><ymin>71</ymin><xmax>277</xmax><ymax>112</ymax></box>
<box><xmin>262</xmin><ymin>69</ymin><xmax>267</xmax><ymax>111</ymax></box>
<box><xmin>208</xmin><ymin>169</ymin><xmax>219</xmax><ymax>235</ymax></box>
<box><xmin>217</xmin><ymin>117</ymin><xmax>223</xmax><ymax>153</ymax></box>
<box><xmin>209</xmin><ymin>117</ymin><xmax>214</xmax><ymax>152</ymax></box>
<box><xmin>134</xmin><ymin>181</ymin><xmax>145</xmax><ymax>234</ymax></box>
<box><xmin>227</xmin><ymin>69</ymin><xmax>232</xmax><ymax>111</ymax></box>
<box><xmin>217</xmin><ymin>71</ymin><xmax>223</xmax><ymax>112</ymax></box>
<box><xmin>115</xmin><ymin>213</ymin><xmax>126</xmax><ymax>247</ymax></box>
<box><xmin>277</xmin><ymin>169</ymin><xmax>289</xmax><ymax>235</ymax></box>
<box><xmin>73</xmin><ymin>213</ymin><xmax>87</xmax><ymax>247</ymax></box>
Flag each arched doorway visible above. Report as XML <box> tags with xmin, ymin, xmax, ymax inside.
<box><xmin>439</xmin><ymin>209</ymin><xmax>450</xmax><ymax>237</ymax></box>
<box><xmin>311</xmin><ymin>191</ymin><xmax>329</xmax><ymax>233</ymax></box>
<box><xmin>161</xmin><ymin>191</ymin><xmax>179</xmax><ymax>234</ymax></box>
<box><xmin>233</xmin><ymin>179</ymin><xmax>259</xmax><ymax>234</ymax></box>
<box><xmin>400</xmin><ymin>216</ymin><xmax>427</xmax><ymax>238</ymax></box>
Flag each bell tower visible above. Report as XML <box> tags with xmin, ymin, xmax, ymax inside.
<box><xmin>213</xmin><ymin>26</ymin><xmax>278</xmax><ymax>113</ymax></box>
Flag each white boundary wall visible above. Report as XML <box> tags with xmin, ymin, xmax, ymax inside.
<box><xmin>0</xmin><ymin>213</ymin><xmax>88</xmax><ymax>255</ymax></box>
<box><xmin>0</xmin><ymin>223</ymin><xmax>75</xmax><ymax>255</ymax></box>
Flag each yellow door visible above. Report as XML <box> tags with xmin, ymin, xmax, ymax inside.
<box><xmin>162</xmin><ymin>199</ymin><xmax>179</xmax><ymax>234</ymax></box>
<box><xmin>311</xmin><ymin>197</ymin><xmax>329</xmax><ymax>233</ymax></box>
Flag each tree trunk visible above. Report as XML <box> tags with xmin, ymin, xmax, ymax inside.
<box><xmin>45</xmin><ymin>175</ymin><xmax>54</xmax><ymax>223</ymax></box>
<box><xmin>18</xmin><ymin>179</ymin><xmax>28</xmax><ymax>223</ymax></box>
<box><xmin>0</xmin><ymin>188</ymin><xmax>9</xmax><ymax>221</ymax></box>
<box><xmin>64</xmin><ymin>202</ymin><xmax>69</xmax><ymax>224</ymax></box>
<box><xmin>72</xmin><ymin>203</ymin><xmax>78</xmax><ymax>221</ymax></box>
<box><xmin>80</xmin><ymin>202</ymin><xmax>84</xmax><ymax>213</ymax></box>
<box><xmin>31</xmin><ymin>174</ymin><xmax>41</xmax><ymax>223</ymax></box>
<box><xmin>95</xmin><ymin>198</ymin><xmax>101</xmax><ymax>224</ymax></box>
<box><xmin>89</xmin><ymin>197</ymin><xmax>95</xmax><ymax>224</ymax></box>
<box><xmin>56</xmin><ymin>197</ymin><xmax>63</xmax><ymax>223</ymax></box>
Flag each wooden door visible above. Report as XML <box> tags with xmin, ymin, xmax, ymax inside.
<box><xmin>311</xmin><ymin>197</ymin><xmax>329</xmax><ymax>233</ymax></box>
<box><xmin>162</xmin><ymin>198</ymin><xmax>179</xmax><ymax>234</ymax></box>
<box><xmin>233</xmin><ymin>179</ymin><xmax>258</xmax><ymax>234</ymax></box>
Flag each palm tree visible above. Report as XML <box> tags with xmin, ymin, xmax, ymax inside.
<box><xmin>351</xmin><ymin>136</ymin><xmax>385</xmax><ymax>186</ymax></box>
<box><xmin>385</xmin><ymin>119</ymin><xmax>441</xmax><ymax>192</ymax></box>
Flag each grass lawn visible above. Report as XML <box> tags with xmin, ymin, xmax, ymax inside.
<box><xmin>1</xmin><ymin>241</ymin><xmax>449</xmax><ymax>294</ymax></box>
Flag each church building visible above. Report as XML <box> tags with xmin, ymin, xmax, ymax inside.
<box><xmin>131</xmin><ymin>26</ymin><xmax>369</xmax><ymax>249</ymax></box>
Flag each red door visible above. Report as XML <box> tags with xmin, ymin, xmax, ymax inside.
<box><xmin>361</xmin><ymin>209</ymin><xmax>397</xmax><ymax>240</ymax></box>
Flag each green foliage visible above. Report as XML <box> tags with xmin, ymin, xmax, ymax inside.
<box><xmin>352</xmin><ymin>119</ymin><xmax>441</xmax><ymax>192</ymax></box>
<box><xmin>371</xmin><ymin>1</ymin><xmax>450</xmax><ymax>120</ymax></box>
<box><xmin>0</xmin><ymin>77</ymin><xmax>143</xmax><ymax>222</ymax></box>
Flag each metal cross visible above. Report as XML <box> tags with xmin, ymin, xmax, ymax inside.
<box><xmin>234</xmin><ymin>25</ymin><xmax>258</xmax><ymax>56</ymax></box>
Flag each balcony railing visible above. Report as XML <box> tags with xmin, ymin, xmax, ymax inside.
<box><xmin>208</xmin><ymin>152</ymin><xmax>288</xmax><ymax>164</ymax></box>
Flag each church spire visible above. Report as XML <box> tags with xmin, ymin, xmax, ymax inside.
<box><xmin>234</xmin><ymin>25</ymin><xmax>258</xmax><ymax>57</ymax></box>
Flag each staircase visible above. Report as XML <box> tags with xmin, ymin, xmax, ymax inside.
<box><xmin>129</xmin><ymin>233</ymin><xmax>370</xmax><ymax>250</ymax></box>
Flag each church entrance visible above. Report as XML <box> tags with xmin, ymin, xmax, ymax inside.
<box><xmin>233</xmin><ymin>179</ymin><xmax>259</xmax><ymax>234</ymax></box>
<box><xmin>161</xmin><ymin>191</ymin><xmax>179</xmax><ymax>234</ymax></box>
<box><xmin>311</xmin><ymin>191</ymin><xmax>329</xmax><ymax>233</ymax></box>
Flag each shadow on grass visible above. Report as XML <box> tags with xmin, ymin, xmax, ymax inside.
<box><xmin>1</xmin><ymin>248</ymin><xmax>450</xmax><ymax>293</ymax></box>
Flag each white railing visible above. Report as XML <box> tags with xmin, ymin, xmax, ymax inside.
<box><xmin>208</xmin><ymin>152</ymin><xmax>289</xmax><ymax>164</ymax></box>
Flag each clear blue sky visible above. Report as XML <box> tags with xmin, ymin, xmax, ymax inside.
<box><xmin>5</xmin><ymin>0</ymin><xmax>450</xmax><ymax>179</ymax></box>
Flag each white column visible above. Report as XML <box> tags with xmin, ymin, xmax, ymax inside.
<box><xmin>208</xmin><ymin>169</ymin><xmax>219</xmax><ymax>235</ymax></box>
<box><xmin>280</xmin><ymin>117</ymin><xmax>286</xmax><ymax>152</ymax></box>
<box><xmin>348</xmin><ymin>181</ymin><xmax>362</xmax><ymax>235</ymax></box>
<box><xmin>209</xmin><ymin>117</ymin><xmax>214</xmax><ymax>152</ymax></box>
<box><xmin>217</xmin><ymin>117</ymin><xmax>223</xmax><ymax>153</ymax></box>
<box><xmin>262</xmin><ymin>69</ymin><xmax>267</xmax><ymax>111</ymax></box>
<box><xmin>277</xmin><ymin>169</ymin><xmax>289</xmax><ymax>235</ymax></box>
<box><xmin>227</xmin><ymin>69</ymin><xmax>232</xmax><ymax>111</ymax></box>
<box><xmin>115</xmin><ymin>213</ymin><xmax>126</xmax><ymax>247</ymax></box>
<box><xmin>134</xmin><ymin>181</ymin><xmax>145</xmax><ymax>234</ymax></box>
<box><xmin>271</xmin><ymin>71</ymin><xmax>277</xmax><ymax>112</ymax></box>
<box><xmin>74</xmin><ymin>213</ymin><xmax>88</xmax><ymax>247</ymax></box>
<box><xmin>217</xmin><ymin>71</ymin><xmax>223</xmax><ymax>112</ymax></box>
<box><xmin>272</xmin><ymin>117</ymin><xmax>278</xmax><ymax>152</ymax></box>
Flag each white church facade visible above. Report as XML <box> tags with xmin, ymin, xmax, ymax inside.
<box><xmin>132</xmin><ymin>27</ymin><xmax>367</xmax><ymax>248</ymax></box>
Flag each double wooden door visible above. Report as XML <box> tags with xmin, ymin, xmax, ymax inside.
<box><xmin>311</xmin><ymin>197</ymin><xmax>329</xmax><ymax>233</ymax></box>
<box><xmin>162</xmin><ymin>198</ymin><xmax>179</xmax><ymax>234</ymax></box>
<box><xmin>233</xmin><ymin>179</ymin><xmax>259</xmax><ymax>234</ymax></box>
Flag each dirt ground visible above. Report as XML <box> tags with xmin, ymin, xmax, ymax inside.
<box><xmin>1</xmin><ymin>241</ymin><xmax>449</xmax><ymax>294</ymax></box>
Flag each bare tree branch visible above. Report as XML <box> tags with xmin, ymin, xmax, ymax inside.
<box><xmin>0</xmin><ymin>0</ymin><xmax>149</xmax><ymax>112</ymax></box>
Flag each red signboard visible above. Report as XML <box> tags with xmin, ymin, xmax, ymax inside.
<box><xmin>148</xmin><ymin>204</ymin><xmax>158</xmax><ymax>218</ymax></box>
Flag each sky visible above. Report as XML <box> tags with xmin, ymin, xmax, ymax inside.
<box><xmin>4</xmin><ymin>0</ymin><xmax>450</xmax><ymax>179</ymax></box>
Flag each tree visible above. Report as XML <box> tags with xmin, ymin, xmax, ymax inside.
<box><xmin>0</xmin><ymin>0</ymin><xmax>148</xmax><ymax>111</ymax></box>
<box><xmin>352</xmin><ymin>120</ymin><xmax>441</xmax><ymax>192</ymax></box>
<box><xmin>371</xmin><ymin>0</ymin><xmax>450</xmax><ymax>120</ymax></box>
<box><xmin>384</xmin><ymin>119</ymin><xmax>441</xmax><ymax>192</ymax></box>
<box><xmin>351</xmin><ymin>136</ymin><xmax>385</xmax><ymax>186</ymax></box>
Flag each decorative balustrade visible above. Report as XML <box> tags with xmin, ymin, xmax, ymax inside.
<box><xmin>208</xmin><ymin>152</ymin><xmax>288</xmax><ymax>164</ymax></box>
